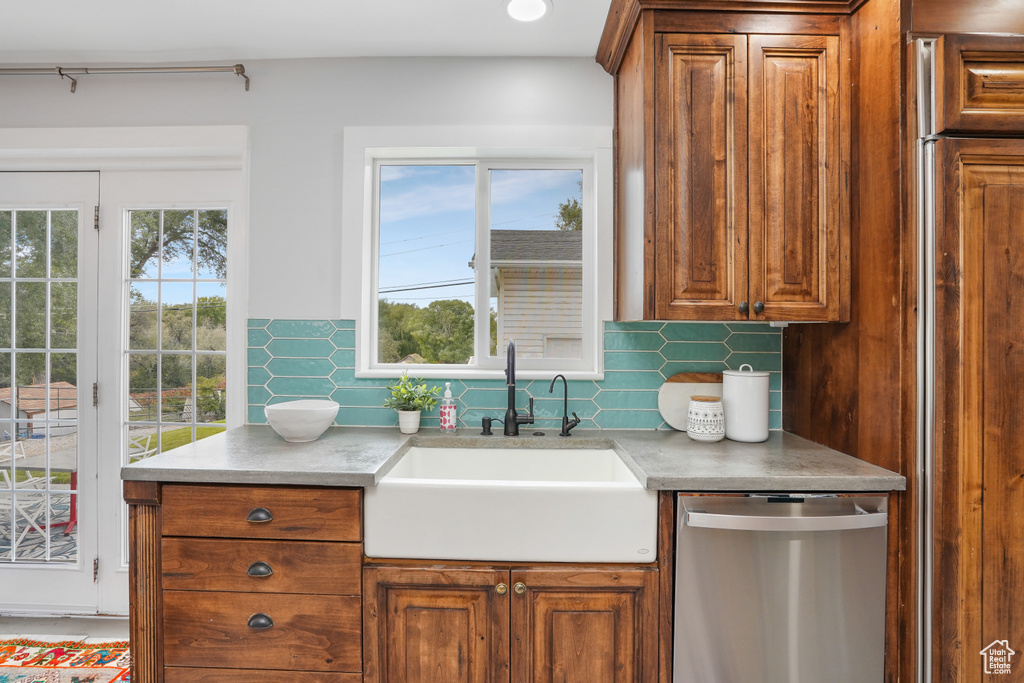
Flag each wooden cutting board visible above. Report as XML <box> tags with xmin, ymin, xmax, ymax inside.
<box><xmin>657</xmin><ymin>372</ymin><xmax>723</xmax><ymax>431</ymax></box>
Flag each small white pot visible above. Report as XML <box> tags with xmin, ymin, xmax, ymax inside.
<box><xmin>397</xmin><ymin>410</ymin><xmax>421</xmax><ymax>434</ymax></box>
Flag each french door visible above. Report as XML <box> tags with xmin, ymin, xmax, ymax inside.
<box><xmin>0</xmin><ymin>172</ymin><xmax>100</xmax><ymax>612</ymax></box>
<box><xmin>0</xmin><ymin>168</ymin><xmax>242</xmax><ymax>615</ymax></box>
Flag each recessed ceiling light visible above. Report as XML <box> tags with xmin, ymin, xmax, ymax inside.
<box><xmin>505</xmin><ymin>0</ymin><xmax>552</xmax><ymax>22</ymax></box>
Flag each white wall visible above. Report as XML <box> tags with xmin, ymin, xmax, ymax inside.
<box><xmin>0</xmin><ymin>57</ymin><xmax>613</xmax><ymax>319</ymax></box>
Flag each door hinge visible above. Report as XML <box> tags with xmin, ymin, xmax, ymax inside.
<box><xmin>93</xmin><ymin>557</ymin><xmax>99</xmax><ymax>582</ymax></box>
<box><xmin>92</xmin><ymin>382</ymin><xmax>98</xmax><ymax>407</ymax></box>
<box><xmin>93</xmin><ymin>205</ymin><xmax>99</xmax><ymax>230</ymax></box>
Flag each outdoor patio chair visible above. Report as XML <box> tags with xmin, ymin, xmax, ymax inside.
<box><xmin>128</xmin><ymin>433</ymin><xmax>159</xmax><ymax>463</ymax></box>
<box><xmin>0</xmin><ymin>433</ymin><xmax>54</xmax><ymax>550</ymax></box>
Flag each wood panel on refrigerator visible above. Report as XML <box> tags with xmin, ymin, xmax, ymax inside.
<box><xmin>933</xmin><ymin>137</ymin><xmax>1024</xmax><ymax>683</ymax></box>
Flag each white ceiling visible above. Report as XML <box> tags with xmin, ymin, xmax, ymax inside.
<box><xmin>0</xmin><ymin>0</ymin><xmax>614</xmax><ymax>64</ymax></box>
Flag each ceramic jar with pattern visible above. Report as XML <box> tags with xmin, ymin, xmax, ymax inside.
<box><xmin>686</xmin><ymin>395</ymin><xmax>725</xmax><ymax>442</ymax></box>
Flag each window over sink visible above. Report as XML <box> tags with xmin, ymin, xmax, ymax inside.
<box><xmin>345</xmin><ymin>128</ymin><xmax>611</xmax><ymax>380</ymax></box>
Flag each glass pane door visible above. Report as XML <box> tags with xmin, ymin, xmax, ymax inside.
<box><xmin>125</xmin><ymin>208</ymin><xmax>228</xmax><ymax>463</ymax></box>
<box><xmin>0</xmin><ymin>172</ymin><xmax>99</xmax><ymax>613</ymax></box>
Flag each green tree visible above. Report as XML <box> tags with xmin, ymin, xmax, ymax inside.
<box><xmin>555</xmin><ymin>180</ymin><xmax>583</xmax><ymax>231</ymax></box>
<box><xmin>129</xmin><ymin>209</ymin><xmax>227</xmax><ymax>278</ymax></box>
<box><xmin>378</xmin><ymin>299</ymin><xmax>422</xmax><ymax>361</ymax></box>
<box><xmin>414</xmin><ymin>299</ymin><xmax>475</xmax><ymax>364</ymax></box>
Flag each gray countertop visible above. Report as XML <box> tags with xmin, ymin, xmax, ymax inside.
<box><xmin>121</xmin><ymin>426</ymin><xmax>905</xmax><ymax>492</ymax></box>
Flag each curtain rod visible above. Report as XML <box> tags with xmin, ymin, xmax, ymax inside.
<box><xmin>0</xmin><ymin>64</ymin><xmax>249</xmax><ymax>93</ymax></box>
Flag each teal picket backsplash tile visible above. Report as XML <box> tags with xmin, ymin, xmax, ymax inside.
<box><xmin>248</xmin><ymin>319</ymin><xmax>784</xmax><ymax>431</ymax></box>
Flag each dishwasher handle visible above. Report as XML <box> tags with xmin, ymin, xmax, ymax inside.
<box><xmin>684</xmin><ymin>510</ymin><xmax>888</xmax><ymax>532</ymax></box>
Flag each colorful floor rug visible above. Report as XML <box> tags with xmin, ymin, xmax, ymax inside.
<box><xmin>0</xmin><ymin>639</ymin><xmax>130</xmax><ymax>682</ymax></box>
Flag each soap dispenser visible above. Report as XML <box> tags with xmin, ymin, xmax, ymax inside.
<box><xmin>439</xmin><ymin>382</ymin><xmax>457</xmax><ymax>433</ymax></box>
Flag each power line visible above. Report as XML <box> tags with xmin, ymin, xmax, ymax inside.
<box><xmin>380</xmin><ymin>226</ymin><xmax>473</xmax><ymax>247</ymax></box>
<box><xmin>380</xmin><ymin>279</ymin><xmax>474</xmax><ymax>294</ymax></box>
<box><xmin>381</xmin><ymin>239</ymin><xmax>474</xmax><ymax>258</ymax></box>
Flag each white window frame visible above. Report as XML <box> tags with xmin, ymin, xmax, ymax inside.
<box><xmin>343</xmin><ymin>126</ymin><xmax>612</xmax><ymax>381</ymax></box>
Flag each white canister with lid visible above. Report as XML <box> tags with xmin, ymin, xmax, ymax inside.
<box><xmin>722</xmin><ymin>364</ymin><xmax>770</xmax><ymax>442</ymax></box>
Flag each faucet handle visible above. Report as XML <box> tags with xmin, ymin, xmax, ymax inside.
<box><xmin>527</xmin><ymin>397</ymin><xmax>534</xmax><ymax>417</ymax></box>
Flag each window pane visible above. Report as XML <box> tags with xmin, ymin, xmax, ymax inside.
<box><xmin>15</xmin><ymin>282</ymin><xmax>46</xmax><ymax>349</ymax></box>
<box><xmin>129</xmin><ymin>210</ymin><xmax>160</xmax><ymax>279</ymax></box>
<box><xmin>162</xmin><ymin>210</ymin><xmax>195</xmax><ymax>279</ymax></box>
<box><xmin>196</xmin><ymin>283</ymin><xmax>226</xmax><ymax>352</ymax></box>
<box><xmin>0</xmin><ymin>283</ymin><xmax>10</xmax><ymax>348</ymax></box>
<box><xmin>129</xmin><ymin>283</ymin><xmax>159</xmax><ymax>350</ymax></box>
<box><xmin>50</xmin><ymin>211</ymin><xmax>78</xmax><ymax>278</ymax></box>
<box><xmin>0</xmin><ymin>211</ymin><xmax>11</xmax><ymax>277</ymax></box>
<box><xmin>488</xmin><ymin>169</ymin><xmax>583</xmax><ymax>360</ymax></box>
<box><xmin>50</xmin><ymin>282</ymin><xmax>77</xmax><ymax>349</ymax></box>
<box><xmin>128</xmin><ymin>353</ymin><xmax>158</xmax><ymax>421</ymax></box>
<box><xmin>376</xmin><ymin>165</ymin><xmax>476</xmax><ymax>365</ymax></box>
<box><xmin>161</xmin><ymin>354</ymin><xmax>192</xmax><ymax>423</ymax></box>
<box><xmin>196</xmin><ymin>354</ymin><xmax>226</xmax><ymax>422</ymax></box>
<box><xmin>196</xmin><ymin>210</ymin><xmax>228</xmax><ymax>279</ymax></box>
<box><xmin>15</xmin><ymin>211</ymin><xmax>47</xmax><ymax>279</ymax></box>
<box><xmin>161</xmin><ymin>283</ymin><xmax>194</xmax><ymax>351</ymax></box>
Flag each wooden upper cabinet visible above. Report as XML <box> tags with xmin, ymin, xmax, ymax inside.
<box><xmin>655</xmin><ymin>33</ymin><xmax>748</xmax><ymax>320</ymax></box>
<box><xmin>936</xmin><ymin>34</ymin><xmax>1024</xmax><ymax>133</ymax></box>
<box><xmin>620</xmin><ymin>20</ymin><xmax>849</xmax><ymax>322</ymax></box>
<box><xmin>749</xmin><ymin>34</ymin><xmax>845</xmax><ymax>322</ymax></box>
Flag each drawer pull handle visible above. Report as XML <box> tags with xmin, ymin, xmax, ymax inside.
<box><xmin>248</xmin><ymin>613</ymin><xmax>274</xmax><ymax>630</ymax></box>
<box><xmin>247</xmin><ymin>561</ymin><xmax>274</xmax><ymax>578</ymax></box>
<box><xmin>247</xmin><ymin>507</ymin><xmax>273</xmax><ymax>523</ymax></box>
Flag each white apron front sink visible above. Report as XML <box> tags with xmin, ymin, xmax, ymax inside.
<box><xmin>364</xmin><ymin>446</ymin><xmax>658</xmax><ymax>563</ymax></box>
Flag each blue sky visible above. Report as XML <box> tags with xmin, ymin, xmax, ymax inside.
<box><xmin>377</xmin><ymin>165</ymin><xmax>582</xmax><ymax>310</ymax></box>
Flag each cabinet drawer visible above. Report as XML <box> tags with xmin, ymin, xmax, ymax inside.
<box><xmin>938</xmin><ymin>34</ymin><xmax>1024</xmax><ymax>132</ymax></box>
<box><xmin>164</xmin><ymin>590</ymin><xmax>361</xmax><ymax>672</ymax></box>
<box><xmin>162</xmin><ymin>537</ymin><xmax>361</xmax><ymax>594</ymax></box>
<box><xmin>165</xmin><ymin>668</ymin><xmax>361</xmax><ymax>682</ymax></box>
<box><xmin>161</xmin><ymin>485</ymin><xmax>361</xmax><ymax>541</ymax></box>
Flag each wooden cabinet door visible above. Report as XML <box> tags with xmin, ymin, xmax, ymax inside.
<box><xmin>363</xmin><ymin>566</ymin><xmax>511</xmax><ymax>683</ymax></box>
<box><xmin>933</xmin><ymin>138</ymin><xmax>1024</xmax><ymax>683</ymax></box>
<box><xmin>936</xmin><ymin>34</ymin><xmax>1024</xmax><ymax>133</ymax></box>
<box><xmin>509</xmin><ymin>568</ymin><xmax>657</xmax><ymax>683</ymax></box>
<box><xmin>654</xmin><ymin>33</ymin><xmax>748</xmax><ymax>320</ymax></box>
<box><xmin>749</xmin><ymin>34</ymin><xmax>846</xmax><ymax>322</ymax></box>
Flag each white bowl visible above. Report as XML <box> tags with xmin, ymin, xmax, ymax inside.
<box><xmin>264</xmin><ymin>399</ymin><xmax>339</xmax><ymax>442</ymax></box>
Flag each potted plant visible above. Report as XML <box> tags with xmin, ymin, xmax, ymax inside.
<box><xmin>383</xmin><ymin>374</ymin><xmax>441</xmax><ymax>434</ymax></box>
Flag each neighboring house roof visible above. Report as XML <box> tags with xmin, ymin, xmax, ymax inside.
<box><xmin>470</xmin><ymin>229</ymin><xmax>583</xmax><ymax>269</ymax></box>
<box><xmin>491</xmin><ymin>229</ymin><xmax>582</xmax><ymax>263</ymax></box>
<box><xmin>399</xmin><ymin>353</ymin><xmax>426</xmax><ymax>364</ymax></box>
<box><xmin>0</xmin><ymin>381</ymin><xmax>78</xmax><ymax>415</ymax></box>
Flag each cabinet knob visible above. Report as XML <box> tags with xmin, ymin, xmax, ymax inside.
<box><xmin>247</xmin><ymin>561</ymin><xmax>274</xmax><ymax>578</ymax></box>
<box><xmin>495</xmin><ymin>583</ymin><xmax>508</xmax><ymax>595</ymax></box>
<box><xmin>738</xmin><ymin>301</ymin><xmax>749</xmax><ymax>314</ymax></box>
<box><xmin>513</xmin><ymin>582</ymin><xmax>526</xmax><ymax>596</ymax></box>
<box><xmin>247</xmin><ymin>613</ymin><xmax>274</xmax><ymax>630</ymax></box>
<box><xmin>246</xmin><ymin>507</ymin><xmax>273</xmax><ymax>523</ymax></box>
<box><xmin>753</xmin><ymin>301</ymin><xmax>765</xmax><ymax>315</ymax></box>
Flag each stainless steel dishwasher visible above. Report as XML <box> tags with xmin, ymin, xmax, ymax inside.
<box><xmin>674</xmin><ymin>493</ymin><xmax>888</xmax><ymax>683</ymax></box>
